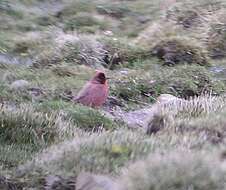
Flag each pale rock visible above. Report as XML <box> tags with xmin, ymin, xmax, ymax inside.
<box><xmin>156</xmin><ymin>94</ymin><xmax>179</xmax><ymax>104</ymax></box>
<box><xmin>10</xmin><ymin>80</ymin><xmax>29</xmax><ymax>91</ymax></box>
<box><xmin>76</xmin><ymin>172</ymin><xmax>119</xmax><ymax>190</ymax></box>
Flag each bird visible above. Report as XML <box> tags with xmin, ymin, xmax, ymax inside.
<box><xmin>73</xmin><ymin>71</ymin><xmax>109</xmax><ymax>108</ymax></box>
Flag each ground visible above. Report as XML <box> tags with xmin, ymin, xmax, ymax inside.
<box><xmin>1</xmin><ymin>0</ymin><xmax>226</xmax><ymax>189</ymax></box>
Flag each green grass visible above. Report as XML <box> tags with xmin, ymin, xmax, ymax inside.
<box><xmin>0</xmin><ymin>104</ymin><xmax>74</xmax><ymax>148</ymax></box>
<box><xmin>35</xmin><ymin>100</ymin><xmax>118</xmax><ymax>131</ymax></box>
<box><xmin>112</xmin><ymin>65</ymin><xmax>225</xmax><ymax>104</ymax></box>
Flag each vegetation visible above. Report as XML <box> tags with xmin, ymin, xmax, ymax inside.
<box><xmin>2</xmin><ymin>0</ymin><xmax>226</xmax><ymax>189</ymax></box>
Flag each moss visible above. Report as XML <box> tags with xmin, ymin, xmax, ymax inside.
<box><xmin>33</xmin><ymin>100</ymin><xmax>71</xmax><ymax>112</ymax></box>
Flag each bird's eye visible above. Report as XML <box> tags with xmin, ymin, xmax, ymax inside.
<box><xmin>99</xmin><ymin>73</ymin><xmax>105</xmax><ymax>79</ymax></box>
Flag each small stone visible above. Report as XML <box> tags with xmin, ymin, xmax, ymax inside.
<box><xmin>103</xmin><ymin>30</ymin><xmax>113</xmax><ymax>36</ymax></box>
<box><xmin>137</xmin><ymin>16</ymin><xmax>150</xmax><ymax>24</ymax></box>
<box><xmin>10</xmin><ymin>80</ymin><xmax>29</xmax><ymax>91</ymax></box>
<box><xmin>76</xmin><ymin>172</ymin><xmax>119</xmax><ymax>190</ymax></box>
<box><xmin>156</xmin><ymin>94</ymin><xmax>179</xmax><ymax>104</ymax></box>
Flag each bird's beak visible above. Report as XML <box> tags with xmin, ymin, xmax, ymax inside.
<box><xmin>106</xmin><ymin>77</ymin><xmax>111</xmax><ymax>80</ymax></box>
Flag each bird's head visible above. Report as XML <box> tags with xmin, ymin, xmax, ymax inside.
<box><xmin>91</xmin><ymin>71</ymin><xmax>109</xmax><ymax>84</ymax></box>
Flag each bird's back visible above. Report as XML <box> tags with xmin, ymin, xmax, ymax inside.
<box><xmin>73</xmin><ymin>81</ymin><xmax>108</xmax><ymax>108</ymax></box>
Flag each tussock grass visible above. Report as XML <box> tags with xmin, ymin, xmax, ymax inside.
<box><xmin>145</xmin><ymin>94</ymin><xmax>226</xmax><ymax>139</ymax></box>
<box><xmin>119</xmin><ymin>150</ymin><xmax>226</xmax><ymax>190</ymax></box>
<box><xmin>0</xmin><ymin>104</ymin><xmax>75</xmax><ymax>147</ymax></box>
<box><xmin>152</xmin><ymin>36</ymin><xmax>208</xmax><ymax>66</ymax></box>
<box><xmin>0</xmin><ymin>103</ymin><xmax>80</xmax><ymax>176</ymax></box>
<box><xmin>173</xmin><ymin>107</ymin><xmax>226</xmax><ymax>144</ymax></box>
<box><xmin>0</xmin><ymin>144</ymin><xmax>36</xmax><ymax>169</ymax></box>
<box><xmin>18</xmin><ymin>128</ymin><xmax>210</xmax><ymax>179</ymax></box>
<box><xmin>100</xmin><ymin>37</ymin><xmax>150</xmax><ymax>69</ymax></box>
<box><xmin>33</xmin><ymin>31</ymin><xmax>107</xmax><ymax>68</ymax></box>
<box><xmin>160</xmin><ymin>94</ymin><xmax>226</xmax><ymax>118</ymax></box>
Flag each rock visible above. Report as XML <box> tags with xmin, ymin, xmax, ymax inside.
<box><xmin>10</xmin><ymin>80</ymin><xmax>29</xmax><ymax>91</ymax></box>
<box><xmin>45</xmin><ymin>175</ymin><xmax>75</xmax><ymax>190</ymax></box>
<box><xmin>107</xmin><ymin>95</ymin><xmax>178</xmax><ymax>129</ymax></box>
<box><xmin>76</xmin><ymin>172</ymin><xmax>119</xmax><ymax>190</ymax></box>
<box><xmin>103</xmin><ymin>94</ymin><xmax>180</xmax><ymax>130</ymax></box>
<box><xmin>103</xmin><ymin>30</ymin><xmax>113</xmax><ymax>36</ymax></box>
<box><xmin>137</xmin><ymin>16</ymin><xmax>151</xmax><ymax>24</ymax></box>
<box><xmin>119</xmin><ymin>107</ymin><xmax>153</xmax><ymax>128</ymax></box>
<box><xmin>156</xmin><ymin>94</ymin><xmax>179</xmax><ymax>104</ymax></box>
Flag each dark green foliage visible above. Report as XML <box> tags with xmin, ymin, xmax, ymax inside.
<box><xmin>66</xmin><ymin>106</ymin><xmax>117</xmax><ymax>131</ymax></box>
<box><xmin>152</xmin><ymin>39</ymin><xmax>208</xmax><ymax>66</ymax></box>
<box><xmin>113</xmin><ymin>65</ymin><xmax>225</xmax><ymax>102</ymax></box>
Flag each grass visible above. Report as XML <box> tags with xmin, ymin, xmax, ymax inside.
<box><xmin>64</xmin><ymin>13</ymin><xmax>108</xmax><ymax>32</ymax></box>
<box><xmin>16</xmin><ymin>128</ymin><xmax>212</xmax><ymax>185</ymax></box>
<box><xmin>119</xmin><ymin>150</ymin><xmax>226</xmax><ymax>190</ymax></box>
<box><xmin>2</xmin><ymin>0</ymin><xmax>226</xmax><ymax>189</ymax></box>
<box><xmin>0</xmin><ymin>104</ymin><xmax>76</xmax><ymax>148</ymax></box>
<box><xmin>152</xmin><ymin>37</ymin><xmax>208</xmax><ymax>66</ymax></box>
<box><xmin>112</xmin><ymin>65</ymin><xmax>225</xmax><ymax>104</ymax></box>
<box><xmin>35</xmin><ymin>100</ymin><xmax>118</xmax><ymax>131</ymax></box>
<box><xmin>145</xmin><ymin>94</ymin><xmax>226</xmax><ymax>136</ymax></box>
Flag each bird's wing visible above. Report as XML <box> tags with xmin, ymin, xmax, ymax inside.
<box><xmin>73</xmin><ymin>83</ymin><xmax>92</xmax><ymax>102</ymax></box>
